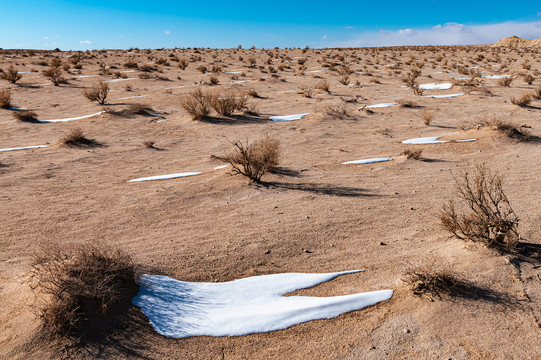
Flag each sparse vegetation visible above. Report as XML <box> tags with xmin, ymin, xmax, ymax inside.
<box><xmin>403</xmin><ymin>261</ymin><xmax>463</xmax><ymax>299</ymax></box>
<box><xmin>13</xmin><ymin>110</ymin><xmax>38</xmax><ymax>122</ymax></box>
<box><xmin>440</xmin><ymin>164</ymin><xmax>520</xmax><ymax>251</ymax></box>
<box><xmin>402</xmin><ymin>148</ymin><xmax>423</xmax><ymax>159</ymax></box>
<box><xmin>212</xmin><ymin>135</ymin><xmax>280</xmax><ymax>183</ymax></box>
<box><xmin>0</xmin><ymin>88</ymin><xmax>11</xmax><ymax>108</ymax></box>
<box><xmin>29</xmin><ymin>241</ymin><xmax>138</xmax><ymax>338</ymax></box>
<box><xmin>180</xmin><ymin>88</ymin><xmax>212</xmax><ymax>120</ymax></box>
<box><xmin>43</xmin><ymin>59</ymin><xmax>65</xmax><ymax>86</ymax></box>
<box><xmin>315</xmin><ymin>80</ymin><xmax>331</xmax><ymax>94</ymax></box>
<box><xmin>1</xmin><ymin>65</ymin><xmax>23</xmax><ymax>83</ymax></box>
<box><xmin>497</xmin><ymin>76</ymin><xmax>513</xmax><ymax>87</ymax></box>
<box><xmin>59</xmin><ymin>127</ymin><xmax>98</xmax><ymax>147</ymax></box>
<box><xmin>83</xmin><ymin>80</ymin><xmax>109</xmax><ymax>105</ymax></box>
<box><xmin>422</xmin><ymin>110</ymin><xmax>435</xmax><ymax>125</ymax></box>
<box><xmin>510</xmin><ymin>92</ymin><xmax>532</xmax><ymax>107</ymax></box>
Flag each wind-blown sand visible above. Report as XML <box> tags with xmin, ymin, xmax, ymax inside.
<box><xmin>1</xmin><ymin>45</ymin><xmax>540</xmax><ymax>360</ymax></box>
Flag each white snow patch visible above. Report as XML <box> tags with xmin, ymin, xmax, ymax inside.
<box><xmin>232</xmin><ymin>80</ymin><xmax>250</xmax><ymax>84</ymax></box>
<box><xmin>481</xmin><ymin>74</ymin><xmax>515</xmax><ymax>79</ymax></box>
<box><xmin>0</xmin><ymin>145</ymin><xmax>48</xmax><ymax>152</ymax></box>
<box><xmin>419</xmin><ymin>82</ymin><xmax>453</xmax><ymax>90</ymax></box>
<box><xmin>305</xmin><ymin>69</ymin><xmax>327</xmax><ymax>73</ymax></box>
<box><xmin>342</xmin><ymin>158</ymin><xmax>393</xmax><ymax>165</ymax></box>
<box><xmin>270</xmin><ymin>113</ymin><xmax>310</xmax><ymax>122</ymax></box>
<box><xmin>36</xmin><ymin>111</ymin><xmax>107</xmax><ymax>123</ymax></box>
<box><xmin>106</xmin><ymin>78</ymin><xmax>136</xmax><ymax>83</ymax></box>
<box><xmin>133</xmin><ymin>270</ymin><xmax>393</xmax><ymax>338</ymax></box>
<box><xmin>423</xmin><ymin>93</ymin><xmax>464</xmax><ymax>98</ymax></box>
<box><xmin>8</xmin><ymin>107</ymin><xmax>28</xmax><ymax>111</ymax></box>
<box><xmin>214</xmin><ymin>165</ymin><xmax>230</xmax><ymax>170</ymax></box>
<box><xmin>226</xmin><ymin>71</ymin><xmax>243</xmax><ymax>74</ymax></box>
<box><xmin>402</xmin><ymin>136</ymin><xmax>477</xmax><ymax>144</ymax></box>
<box><xmin>129</xmin><ymin>172</ymin><xmax>201</xmax><ymax>182</ymax></box>
<box><xmin>362</xmin><ymin>103</ymin><xmax>398</xmax><ymax>109</ymax></box>
<box><xmin>74</xmin><ymin>75</ymin><xmax>96</xmax><ymax>78</ymax></box>
<box><xmin>164</xmin><ymin>84</ymin><xmax>195</xmax><ymax>90</ymax></box>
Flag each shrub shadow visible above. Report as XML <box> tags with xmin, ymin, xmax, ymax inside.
<box><xmin>260</xmin><ymin>181</ymin><xmax>377</xmax><ymax>197</ymax></box>
<box><xmin>200</xmin><ymin>114</ymin><xmax>270</xmax><ymax>125</ymax></box>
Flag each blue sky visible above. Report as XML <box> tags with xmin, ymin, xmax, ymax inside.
<box><xmin>1</xmin><ymin>1</ymin><xmax>541</xmax><ymax>50</ymax></box>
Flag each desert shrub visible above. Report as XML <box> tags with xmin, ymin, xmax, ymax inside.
<box><xmin>83</xmin><ymin>80</ymin><xmax>109</xmax><ymax>105</ymax></box>
<box><xmin>43</xmin><ymin>61</ymin><xmax>65</xmax><ymax>86</ymax></box>
<box><xmin>139</xmin><ymin>64</ymin><xmax>155</xmax><ymax>72</ymax></box>
<box><xmin>208</xmin><ymin>75</ymin><xmax>219</xmax><ymax>85</ymax></box>
<box><xmin>0</xmin><ymin>88</ymin><xmax>11</xmax><ymax>108</ymax></box>
<box><xmin>510</xmin><ymin>93</ymin><xmax>532</xmax><ymax>107</ymax></box>
<box><xmin>338</xmin><ymin>74</ymin><xmax>350</xmax><ymax>85</ymax></box>
<box><xmin>143</xmin><ymin>140</ymin><xmax>155</xmax><ymax>148</ymax></box>
<box><xmin>440</xmin><ymin>164</ymin><xmax>520</xmax><ymax>251</ymax></box>
<box><xmin>1</xmin><ymin>65</ymin><xmax>23</xmax><ymax>83</ymax></box>
<box><xmin>398</xmin><ymin>98</ymin><xmax>418</xmax><ymax>108</ymax></box>
<box><xmin>315</xmin><ymin>80</ymin><xmax>331</xmax><ymax>93</ymax></box>
<box><xmin>59</xmin><ymin>127</ymin><xmax>96</xmax><ymax>147</ymax></box>
<box><xmin>177</xmin><ymin>58</ymin><xmax>188</xmax><ymax>70</ymax></box>
<box><xmin>323</xmin><ymin>105</ymin><xmax>348</xmax><ymax>119</ymax></box>
<box><xmin>247</xmin><ymin>56</ymin><xmax>257</xmax><ymax>67</ymax></box>
<box><xmin>422</xmin><ymin>110</ymin><xmax>435</xmax><ymax>125</ymax></box>
<box><xmin>497</xmin><ymin>77</ymin><xmax>513</xmax><ymax>87</ymax></box>
<box><xmin>483</xmin><ymin>118</ymin><xmax>530</xmax><ymax>141</ymax></box>
<box><xmin>402</xmin><ymin>148</ymin><xmax>422</xmax><ymax>159</ymax></box>
<box><xmin>533</xmin><ymin>86</ymin><xmax>541</xmax><ymax>100</ymax></box>
<box><xmin>123</xmin><ymin>59</ymin><xmax>138</xmax><ymax>68</ymax></box>
<box><xmin>13</xmin><ymin>110</ymin><xmax>38</xmax><ymax>122</ymax></box>
<box><xmin>403</xmin><ymin>262</ymin><xmax>462</xmax><ymax>298</ymax></box>
<box><xmin>180</xmin><ymin>88</ymin><xmax>212</xmax><ymax>120</ymax></box>
<box><xmin>209</xmin><ymin>90</ymin><xmax>246</xmax><ymax>116</ymax></box>
<box><xmin>212</xmin><ymin>135</ymin><xmax>280</xmax><ymax>183</ymax></box>
<box><xmin>197</xmin><ymin>65</ymin><xmax>207</xmax><ymax>74</ymax></box>
<box><xmin>246</xmin><ymin>88</ymin><xmax>260</xmax><ymax>98</ymax></box>
<box><xmin>522</xmin><ymin>73</ymin><xmax>535</xmax><ymax>85</ymax></box>
<box><xmin>29</xmin><ymin>241</ymin><xmax>138</xmax><ymax>338</ymax></box>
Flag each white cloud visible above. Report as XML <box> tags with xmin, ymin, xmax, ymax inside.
<box><xmin>80</xmin><ymin>40</ymin><xmax>93</xmax><ymax>45</ymax></box>
<box><xmin>322</xmin><ymin>20</ymin><xmax>541</xmax><ymax>47</ymax></box>
<box><xmin>322</xmin><ymin>35</ymin><xmax>328</xmax><ymax>39</ymax></box>
<box><xmin>344</xmin><ymin>26</ymin><xmax>355</xmax><ymax>30</ymax></box>
<box><xmin>43</xmin><ymin>36</ymin><xmax>48</xmax><ymax>40</ymax></box>
<box><xmin>164</xmin><ymin>30</ymin><xmax>171</xmax><ymax>35</ymax></box>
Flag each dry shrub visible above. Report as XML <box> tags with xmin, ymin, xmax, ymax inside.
<box><xmin>212</xmin><ymin>135</ymin><xmax>280</xmax><ymax>183</ymax></box>
<box><xmin>208</xmin><ymin>75</ymin><xmax>219</xmax><ymax>85</ymax></box>
<box><xmin>497</xmin><ymin>77</ymin><xmax>513</xmax><ymax>87</ymax></box>
<box><xmin>440</xmin><ymin>164</ymin><xmax>520</xmax><ymax>251</ymax></box>
<box><xmin>119</xmin><ymin>103</ymin><xmax>155</xmax><ymax>116</ymax></box>
<box><xmin>197</xmin><ymin>65</ymin><xmax>207</xmax><ymax>74</ymax></box>
<box><xmin>522</xmin><ymin>73</ymin><xmax>535</xmax><ymax>85</ymax></box>
<box><xmin>143</xmin><ymin>140</ymin><xmax>156</xmax><ymax>148</ymax></box>
<box><xmin>43</xmin><ymin>66</ymin><xmax>64</xmax><ymax>86</ymax></box>
<box><xmin>1</xmin><ymin>65</ymin><xmax>23</xmax><ymax>84</ymax></box>
<box><xmin>13</xmin><ymin>110</ymin><xmax>38</xmax><ymax>122</ymax></box>
<box><xmin>323</xmin><ymin>105</ymin><xmax>349</xmax><ymax>119</ymax></box>
<box><xmin>510</xmin><ymin>93</ymin><xmax>532</xmax><ymax>107</ymax></box>
<box><xmin>59</xmin><ymin>127</ymin><xmax>97</xmax><ymax>147</ymax></box>
<box><xmin>315</xmin><ymin>80</ymin><xmax>331</xmax><ymax>93</ymax></box>
<box><xmin>533</xmin><ymin>86</ymin><xmax>541</xmax><ymax>100</ymax></box>
<box><xmin>123</xmin><ymin>59</ymin><xmax>138</xmax><ymax>68</ymax></box>
<box><xmin>403</xmin><ymin>261</ymin><xmax>462</xmax><ymax>299</ymax></box>
<box><xmin>338</xmin><ymin>74</ymin><xmax>350</xmax><ymax>85</ymax></box>
<box><xmin>180</xmin><ymin>88</ymin><xmax>212</xmax><ymax>120</ymax></box>
<box><xmin>83</xmin><ymin>80</ymin><xmax>109</xmax><ymax>105</ymax></box>
<box><xmin>178</xmin><ymin>58</ymin><xmax>188</xmax><ymax>70</ymax></box>
<box><xmin>0</xmin><ymin>88</ymin><xmax>11</xmax><ymax>108</ymax></box>
<box><xmin>422</xmin><ymin>109</ymin><xmax>435</xmax><ymax>125</ymax></box>
<box><xmin>402</xmin><ymin>148</ymin><xmax>422</xmax><ymax>159</ymax></box>
<box><xmin>29</xmin><ymin>241</ymin><xmax>138</xmax><ymax>338</ymax></box>
<box><xmin>398</xmin><ymin>98</ymin><xmax>418</xmax><ymax>108</ymax></box>
<box><xmin>484</xmin><ymin>118</ymin><xmax>530</xmax><ymax>141</ymax></box>
<box><xmin>247</xmin><ymin>88</ymin><xmax>261</xmax><ymax>98</ymax></box>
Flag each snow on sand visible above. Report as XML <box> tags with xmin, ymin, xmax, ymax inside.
<box><xmin>133</xmin><ymin>270</ymin><xmax>393</xmax><ymax>338</ymax></box>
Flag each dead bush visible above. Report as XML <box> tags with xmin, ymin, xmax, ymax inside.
<box><xmin>497</xmin><ymin>77</ymin><xmax>513</xmax><ymax>87</ymax></box>
<box><xmin>13</xmin><ymin>110</ymin><xmax>38</xmax><ymax>122</ymax></box>
<box><xmin>402</xmin><ymin>148</ymin><xmax>422</xmax><ymax>159</ymax></box>
<box><xmin>209</xmin><ymin>90</ymin><xmax>245</xmax><ymax>116</ymax></box>
<box><xmin>398</xmin><ymin>98</ymin><xmax>418</xmax><ymax>108</ymax></box>
<box><xmin>483</xmin><ymin>118</ymin><xmax>530</xmax><ymax>141</ymax></box>
<box><xmin>440</xmin><ymin>164</ymin><xmax>520</xmax><ymax>251</ymax></box>
<box><xmin>403</xmin><ymin>261</ymin><xmax>463</xmax><ymax>299</ymax></box>
<box><xmin>178</xmin><ymin>58</ymin><xmax>188</xmax><ymax>70</ymax></box>
<box><xmin>323</xmin><ymin>105</ymin><xmax>349</xmax><ymax>119</ymax></box>
<box><xmin>1</xmin><ymin>65</ymin><xmax>23</xmax><ymax>83</ymax></box>
<box><xmin>422</xmin><ymin>109</ymin><xmax>435</xmax><ymax>125</ymax></box>
<box><xmin>43</xmin><ymin>64</ymin><xmax>65</xmax><ymax>86</ymax></box>
<box><xmin>0</xmin><ymin>88</ymin><xmax>11</xmax><ymax>108</ymax></box>
<box><xmin>522</xmin><ymin>73</ymin><xmax>535</xmax><ymax>85</ymax></box>
<box><xmin>208</xmin><ymin>75</ymin><xmax>219</xmax><ymax>85</ymax></box>
<box><xmin>510</xmin><ymin>93</ymin><xmax>532</xmax><ymax>107</ymax></box>
<box><xmin>315</xmin><ymin>80</ymin><xmax>331</xmax><ymax>94</ymax></box>
<box><xmin>197</xmin><ymin>65</ymin><xmax>207</xmax><ymax>74</ymax></box>
<box><xmin>180</xmin><ymin>88</ymin><xmax>212</xmax><ymax>120</ymax></box>
<box><xmin>83</xmin><ymin>80</ymin><xmax>109</xmax><ymax>105</ymax></box>
<box><xmin>338</xmin><ymin>74</ymin><xmax>350</xmax><ymax>85</ymax></box>
<box><xmin>212</xmin><ymin>135</ymin><xmax>280</xmax><ymax>183</ymax></box>
<box><xmin>533</xmin><ymin>86</ymin><xmax>541</xmax><ymax>100</ymax></box>
<box><xmin>59</xmin><ymin>127</ymin><xmax>99</xmax><ymax>147</ymax></box>
<box><xmin>29</xmin><ymin>241</ymin><xmax>138</xmax><ymax>338</ymax></box>
<box><xmin>123</xmin><ymin>59</ymin><xmax>138</xmax><ymax>68</ymax></box>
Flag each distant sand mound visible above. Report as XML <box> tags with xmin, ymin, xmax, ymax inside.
<box><xmin>492</xmin><ymin>36</ymin><xmax>541</xmax><ymax>48</ymax></box>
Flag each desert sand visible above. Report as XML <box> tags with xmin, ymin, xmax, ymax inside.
<box><xmin>1</xmin><ymin>44</ymin><xmax>540</xmax><ymax>359</ymax></box>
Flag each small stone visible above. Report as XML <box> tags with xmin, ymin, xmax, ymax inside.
<box><xmin>404</xmin><ymin>329</ymin><xmax>410</xmax><ymax>334</ymax></box>
<box><xmin>380</xmin><ymin>241</ymin><xmax>386</xmax><ymax>246</ymax></box>
<box><xmin>264</xmin><ymin>249</ymin><xmax>271</xmax><ymax>255</ymax></box>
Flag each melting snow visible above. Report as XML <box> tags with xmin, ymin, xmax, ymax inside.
<box><xmin>36</xmin><ymin>111</ymin><xmax>107</xmax><ymax>123</ymax></box>
<box><xmin>419</xmin><ymin>82</ymin><xmax>453</xmax><ymax>90</ymax></box>
<box><xmin>128</xmin><ymin>172</ymin><xmax>201</xmax><ymax>182</ymax></box>
<box><xmin>270</xmin><ymin>113</ymin><xmax>310</xmax><ymax>121</ymax></box>
<box><xmin>402</xmin><ymin>136</ymin><xmax>477</xmax><ymax>144</ymax></box>
<box><xmin>362</xmin><ymin>103</ymin><xmax>398</xmax><ymax>109</ymax></box>
<box><xmin>342</xmin><ymin>158</ymin><xmax>393</xmax><ymax>165</ymax></box>
<box><xmin>0</xmin><ymin>145</ymin><xmax>48</xmax><ymax>152</ymax></box>
<box><xmin>423</xmin><ymin>93</ymin><xmax>464</xmax><ymax>99</ymax></box>
<box><xmin>133</xmin><ymin>270</ymin><xmax>393</xmax><ymax>338</ymax></box>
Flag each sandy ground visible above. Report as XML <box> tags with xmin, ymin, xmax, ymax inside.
<box><xmin>1</xmin><ymin>46</ymin><xmax>540</xmax><ymax>359</ymax></box>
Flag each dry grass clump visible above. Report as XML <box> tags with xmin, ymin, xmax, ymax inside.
<box><xmin>43</xmin><ymin>59</ymin><xmax>65</xmax><ymax>86</ymax></box>
<box><xmin>315</xmin><ymin>80</ymin><xmax>331</xmax><ymax>93</ymax></box>
<box><xmin>402</xmin><ymin>148</ymin><xmax>423</xmax><ymax>159</ymax></box>
<box><xmin>403</xmin><ymin>68</ymin><xmax>423</xmax><ymax>95</ymax></box>
<box><xmin>29</xmin><ymin>241</ymin><xmax>138</xmax><ymax>338</ymax></box>
<box><xmin>209</xmin><ymin>90</ymin><xmax>246</xmax><ymax>116</ymax></box>
<box><xmin>403</xmin><ymin>262</ymin><xmax>462</xmax><ymax>299</ymax></box>
<box><xmin>1</xmin><ymin>65</ymin><xmax>23</xmax><ymax>83</ymax></box>
<box><xmin>180</xmin><ymin>88</ymin><xmax>212</xmax><ymax>120</ymax></box>
<box><xmin>497</xmin><ymin>77</ymin><xmax>513</xmax><ymax>87</ymax></box>
<box><xmin>323</xmin><ymin>105</ymin><xmax>349</xmax><ymax>119</ymax></box>
<box><xmin>59</xmin><ymin>127</ymin><xmax>98</xmax><ymax>147</ymax></box>
<box><xmin>440</xmin><ymin>164</ymin><xmax>520</xmax><ymax>251</ymax></box>
<box><xmin>533</xmin><ymin>86</ymin><xmax>541</xmax><ymax>100</ymax></box>
<box><xmin>510</xmin><ymin>92</ymin><xmax>532</xmax><ymax>107</ymax></box>
<box><xmin>212</xmin><ymin>135</ymin><xmax>280</xmax><ymax>183</ymax></box>
<box><xmin>177</xmin><ymin>58</ymin><xmax>188</xmax><ymax>70</ymax></box>
<box><xmin>117</xmin><ymin>103</ymin><xmax>156</xmax><ymax>117</ymax></box>
<box><xmin>83</xmin><ymin>80</ymin><xmax>109</xmax><ymax>105</ymax></box>
<box><xmin>422</xmin><ymin>109</ymin><xmax>435</xmax><ymax>125</ymax></box>
<box><xmin>13</xmin><ymin>110</ymin><xmax>38</xmax><ymax>122</ymax></box>
<box><xmin>483</xmin><ymin>118</ymin><xmax>531</xmax><ymax>141</ymax></box>
<box><xmin>123</xmin><ymin>59</ymin><xmax>138</xmax><ymax>68</ymax></box>
<box><xmin>208</xmin><ymin>75</ymin><xmax>219</xmax><ymax>85</ymax></box>
<box><xmin>0</xmin><ymin>88</ymin><xmax>11</xmax><ymax>108</ymax></box>
<box><xmin>398</xmin><ymin>98</ymin><xmax>418</xmax><ymax>108</ymax></box>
